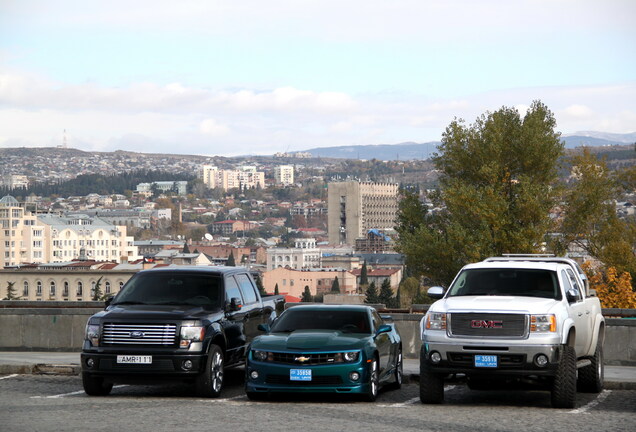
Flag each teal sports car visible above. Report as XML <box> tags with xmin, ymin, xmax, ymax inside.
<box><xmin>245</xmin><ymin>304</ymin><xmax>402</xmax><ymax>401</ymax></box>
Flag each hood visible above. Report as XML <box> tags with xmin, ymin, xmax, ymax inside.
<box><xmin>434</xmin><ymin>296</ymin><xmax>561</xmax><ymax>315</ymax></box>
<box><xmin>93</xmin><ymin>304</ymin><xmax>223</xmax><ymax>321</ymax></box>
<box><xmin>252</xmin><ymin>330</ymin><xmax>368</xmax><ymax>352</ymax></box>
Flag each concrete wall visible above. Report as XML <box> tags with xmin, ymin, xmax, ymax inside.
<box><xmin>0</xmin><ymin>302</ymin><xmax>634</xmax><ymax>365</ymax></box>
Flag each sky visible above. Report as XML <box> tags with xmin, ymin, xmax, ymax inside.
<box><xmin>1</xmin><ymin>0</ymin><xmax>635</xmax><ymax>157</ymax></box>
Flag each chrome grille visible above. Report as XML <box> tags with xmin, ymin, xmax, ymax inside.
<box><xmin>448</xmin><ymin>313</ymin><xmax>527</xmax><ymax>338</ymax></box>
<box><xmin>102</xmin><ymin>323</ymin><xmax>177</xmax><ymax>346</ymax></box>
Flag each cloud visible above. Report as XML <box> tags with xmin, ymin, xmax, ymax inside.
<box><xmin>199</xmin><ymin>118</ymin><xmax>230</xmax><ymax>136</ymax></box>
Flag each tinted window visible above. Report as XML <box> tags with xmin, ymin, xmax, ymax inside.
<box><xmin>225</xmin><ymin>276</ymin><xmax>243</xmax><ymax>303</ymax></box>
<box><xmin>371</xmin><ymin>310</ymin><xmax>383</xmax><ymax>332</ymax></box>
<box><xmin>112</xmin><ymin>272</ymin><xmax>223</xmax><ymax>308</ymax></box>
<box><xmin>562</xmin><ymin>269</ymin><xmax>581</xmax><ymax>302</ymax></box>
<box><xmin>270</xmin><ymin>309</ymin><xmax>371</xmax><ymax>334</ymax></box>
<box><xmin>448</xmin><ymin>268</ymin><xmax>561</xmax><ymax>300</ymax></box>
<box><xmin>236</xmin><ymin>274</ymin><xmax>258</xmax><ymax>304</ymax></box>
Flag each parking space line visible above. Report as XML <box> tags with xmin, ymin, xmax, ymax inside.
<box><xmin>569</xmin><ymin>390</ymin><xmax>612</xmax><ymax>414</ymax></box>
<box><xmin>377</xmin><ymin>385</ymin><xmax>456</xmax><ymax>408</ymax></box>
<box><xmin>0</xmin><ymin>374</ymin><xmax>19</xmax><ymax>380</ymax></box>
<box><xmin>198</xmin><ymin>394</ymin><xmax>246</xmax><ymax>403</ymax></box>
<box><xmin>30</xmin><ymin>385</ymin><xmax>128</xmax><ymax>399</ymax></box>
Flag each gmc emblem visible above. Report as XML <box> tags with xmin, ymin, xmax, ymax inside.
<box><xmin>471</xmin><ymin>320</ymin><xmax>503</xmax><ymax>329</ymax></box>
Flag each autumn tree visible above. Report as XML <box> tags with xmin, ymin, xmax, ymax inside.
<box><xmin>395</xmin><ymin>101</ymin><xmax>563</xmax><ymax>285</ymax></box>
<box><xmin>584</xmin><ymin>263</ymin><xmax>636</xmax><ymax>309</ymax></box>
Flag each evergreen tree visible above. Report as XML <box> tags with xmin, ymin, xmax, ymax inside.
<box><xmin>378</xmin><ymin>278</ymin><xmax>394</xmax><ymax>307</ymax></box>
<box><xmin>395</xmin><ymin>286</ymin><xmax>402</xmax><ymax>309</ymax></box>
<box><xmin>254</xmin><ymin>274</ymin><xmax>266</xmax><ymax>297</ymax></box>
<box><xmin>331</xmin><ymin>276</ymin><xmax>340</xmax><ymax>293</ymax></box>
<box><xmin>360</xmin><ymin>261</ymin><xmax>369</xmax><ymax>285</ymax></box>
<box><xmin>92</xmin><ymin>276</ymin><xmax>104</xmax><ymax>301</ymax></box>
<box><xmin>274</xmin><ymin>283</ymin><xmax>279</xmax><ymax>295</ymax></box>
<box><xmin>226</xmin><ymin>251</ymin><xmax>236</xmax><ymax>266</ymax></box>
<box><xmin>301</xmin><ymin>286</ymin><xmax>313</xmax><ymax>302</ymax></box>
<box><xmin>182</xmin><ymin>242</ymin><xmax>190</xmax><ymax>253</ymax></box>
<box><xmin>365</xmin><ymin>282</ymin><xmax>379</xmax><ymax>304</ymax></box>
<box><xmin>3</xmin><ymin>281</ymin><xmax>19</xmax><ymax>300</ymax></box>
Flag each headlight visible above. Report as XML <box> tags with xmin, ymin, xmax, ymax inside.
<box><xmin>252</xmin><ymin>350</ymin><xmax>269</xmax><ymax>362</ymax></box>
<box><xmin>85</xmin><ymin>323</ymin><xmax>100</xmax><ymax>347</ymax></box>
<box><xmin>343</xmin><ymin>351</ymin><xmax>359</xmax><ymax>362</ymax></box>
<box><xmin>425</xmin><ymin>312</ymin><xmax>447</xmax><ymax>331</ymax></box>
<box><xmin>180</xmin><ymin>325</ymin><xmax>204</xmax><ymax>348</ymax></box>
<box><xmin>530</xmin><ymin>314</ymin><xmax>556</xmax><ymax>332</ymax></box>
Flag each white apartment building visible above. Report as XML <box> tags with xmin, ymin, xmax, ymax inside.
<box><xmin>136</xmin><ymin>181</ymin><xmax>187</xmax><ymax>196</ymax></box>
<box><xmin>274</xmin><ymin>165</ymin><xmax>294</xmax><ymax>186</ymax></box>
<box><xmin>201</xmin><ymin>165</ymin><xmax>265</xmax><ymax>191</ymax></box>
<box><xmin>1</xmin><ymin>175</ymin><xmax>29</xmax><ymax>189</ymax></box>
<box><xmin>0</xmin><ymin>195</ymin><xmax>139</xmax><ymax>268</ymax></box>
<box><xmin>266</xmin><ymin>238</ymin><xmax>321</xmax><ymax>271</ymax></box>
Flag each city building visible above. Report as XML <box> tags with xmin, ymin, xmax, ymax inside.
<box><xmin>261</xmin><ymin>267</ymin><xmax>357</xmax><ymax>298</ymax></box>
<box><xmin>327</xmin><ymin>181</ymin><xmax>399</xmax><ymax>245</ymax></box>
<box><xmin>136</xmin><ymin>181</ymin><xmax>187</xmax><ymax>196</ymax></box>
<box><xmin>201</xmin><ymin>165</ymin><xmax>265</xmax><ymax>191</ymax></box>
<box><xmin>0</xmin><ymin>196</ymin><xmax>42</xmax><ymax>268</ymax></box>
<box><xmin>266</xmin><ymin>238</ymin><xmax>321</xmax><ymax>271</ymax></box>
<box><xmin>1</xmin><ymin>174</ymin><xmax>29</xmax><ymax>190</ymax></box>
<box><xmin>274</xmin><ymin>165</ymin><xmax>294</xmax><ymax>186</ymax></box>
<box><xmin>354</xmin><ymin>229</ymin><xmax>394</xmax><ymax>253</ymax></box>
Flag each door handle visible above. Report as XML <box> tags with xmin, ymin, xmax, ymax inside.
<box><xmin>578</xmin><ymin>312</ymin><xmax>583</xmax><ymax>317</ymax></box>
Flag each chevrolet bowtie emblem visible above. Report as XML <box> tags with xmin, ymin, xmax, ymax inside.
<box><xmin>295</xmin><ymin>356</ymin><xmax>310</xmax><ymax>363</ymax></box>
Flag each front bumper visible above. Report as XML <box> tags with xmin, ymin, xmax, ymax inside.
<box><xmin>421</xmin><ymin>342</ymin><xmax>562</xmax><ymax>376</ymax></box>
<box><xmin>81</xmin><ymin>351</ymin><xmax>208</xmax><ymax>380</ymax></box>
<box><xmin>245</xmin><ymin>357</ymin><xmax>371</xmax><ymax>394</ymax></box>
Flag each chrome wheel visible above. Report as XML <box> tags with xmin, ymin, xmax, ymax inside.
<box><xmin>210</xmin><ymin>350</ymin><xmax>224</xmax><ymax>393</ymax></box>
<box><xmin>365</xmin><ymin>358</ymin><xmax>379</xmax><ymax>402</ymax></box>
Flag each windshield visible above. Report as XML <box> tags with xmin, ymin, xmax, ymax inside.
<box><xmin>270</xmin><ymin>309</ymin><xmax>371</xmax><ymax>334</ymax></box>
<box><xmin>447</xmin><ymin>268</ymin><xmax>561</xmax><ymax>300</ymax></box>
<box><xmin>112</xmin><ymin>272</ymin><xmax>223</xmax><ymax>308</ymax></box>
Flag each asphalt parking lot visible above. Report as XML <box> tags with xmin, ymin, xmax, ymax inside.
<box><xmin>1</xmin><ymin>369</ymin><xmax>634</xmax><ymax>432</ymax></box>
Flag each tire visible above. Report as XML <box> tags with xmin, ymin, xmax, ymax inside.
<box><xmin>82</xmin><ymin>372</ymin><xmax>113</xmax><ymax>396</ymax></box>
<box><xmin>363</xmin><ymin>358</ymin><xmax>379</xmax><ymax>402</ymax></box>
<box><xmin>551</xmin><ymin>345</ymin><xmax>577</xmax><ymax>408</ymax></box>
<box><xmin>386</xmin><ymin>348</ymin><xmax>403</xmax><ymax>390</ymax></box>
<box><xmin>195</xmin><ymin>344</ymin><xmax>225</xmax><ymax>398</ymax></box>
<box><xmin>419</xmin><ymin>355</ymin><xmax>444</xmax><ymax>404</ymax></box>
<box><xmin>577</xmin><ymin>344</ymin><xmax>604</xmax><ymax>393</ymax></box>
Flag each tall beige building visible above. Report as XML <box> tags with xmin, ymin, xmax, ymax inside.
<box><xmin>201</xmin><ymin>165</ymin><xmax>265</xmax><ymax>191</ymax></box>
<box><xmin>274</xmin><ymin>165</ymin><xmax>294</xmax><ymax>186</ymax></box>
<box><xmin>0</xmin><ymin>195</ymin><xmax>139</xmax><ymax>269</ymax></box>
<box><xmin>327</xmin><ymin>181</ymin><xmax>399</xmax><ymax>245</ymax></box>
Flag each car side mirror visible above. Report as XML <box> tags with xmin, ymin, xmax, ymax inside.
<box><xmin>257</xmin><ymin>323</ymin><xmax>270</xmax><ymax>333</ymax></box>
<box><xmin>228</xmin><ymin>297</ymin><xmax>243</xmax><ymax>312</ymax></box>
<box><xmin>104</xmin><ymin>295</ymin><xmax>114</xmax><ymax>308</ymax></box>
<box><xmin>566</xmin><ymin>289</ymin><xmax>579</xmax><ymax>303</ymax></box>
<box><xmin>375</xmin><ymin>324</ymin><xmax>391</xmax><ymax>336</ymax></box>
<box><xmin>427</xmin><ymin>286</ymin><xmax>445</xmax><ymax>300</ymax></box>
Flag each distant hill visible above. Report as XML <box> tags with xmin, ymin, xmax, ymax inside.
<box><xmin>304</xmin><ymin>132</ymin><xmax>635</xmax><ymax>160</ymax></box>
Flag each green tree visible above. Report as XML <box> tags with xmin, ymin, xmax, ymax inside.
<box><xmin>331</xmin><ymin>276</ymin><xmax>340</xmax><ymax>293</ymax></box>
<box><xmin>92</xmin><ymin>276</ymin><xmax>104</xmax><ymax>301</ymax></box>
<box><xmin>182</xmin><ymin>242</ymin><xmax>190</xmax><ymax>253</ymax></box>
<box><xmin>3</xmin><ymin>281</ymin><xmax>19</xmax><ymax>300</ymax></box>
<box><xmin>274</xmin><ymin>283</ymin><xmax>279</xmax><ymax>295</ymax></box>
<box><xmin>301</xmin><ymin>286</ymin><xmax>313</xmax><ymax>302</ymax></box>
<box><xmin>364</xmin><ymin>282</ymin><xmax>379</xmax><ymax>304</ymax></box>
<box><xmin>378</xmin><ymin>278</ymin><xmax>394</xmax><ymax>307</ymax></box>
<box><xmin>226</xmin><ymin>251</ymin><xmax>236</xmax><ymax>266</ymax></box>
<box><xmin>254</xmin><ymin>274</ymin><xmax>266</xmax><ymax>297</ymax></box>
<box><xmin>395</xmin><ymin>101</ymin><xmax>563</xmax><ymax>285</ymax></box>
<box><xmin>360</xmin><ymin>260</ymin><xmax>369</xmax><ymax>285</ymax></box>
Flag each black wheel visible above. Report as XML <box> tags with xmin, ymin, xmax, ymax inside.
<box><xmin>195</xmin><ymin>344</ymin><xmax>225</xmax><ymax>398</ymax></box>
<box><xmin>386</xmin><ymin>348</ymin><xmax>403</xmax><ymax>390</ymax></box>
<box><xmin>578</xmin><ymin>343</ymin><xmax>604</xmax><ymax>393</ymax></box>
<box><xmin>363</xmin><ymin>358</ymin><xmax>379</xmax><ymax>402</ymax></box>
<box><xmin>419</xmin><ymin>355</ymin><xmax>444</xmax><ymax>404</ymax></box>
<box><xmin>551</xmin><ymin>345</ymin><xmax>577</xmax><ymax>408</ymax></box>
<box><xmin>246</xmin><ymin>391</ymin><xmax>268</xmax><ymax>401</ymax></box>
<box><xmin>82</xmin><ymin>372</ymin><xmax>113</xmax><ymax>396</ymax></box>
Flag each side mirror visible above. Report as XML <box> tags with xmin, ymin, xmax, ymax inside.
<box><xmin>375</xmin><ymin>324</ymin><xmax>392</xmax><ymax>336</ymax></box>
<box><xmin>427</xmin><ymin>286</ymin><xmax>445</xmax><ymax>300</ymax></box>
<box><xmin>228</xmin><ymin>297</ymin><xmax>243</xmax><ymax>312</ymax></box>
<box><xmin>257</xmin><ymin>323</ymin><xmax>270</xmax><ymax>333</ymax></box>
<box><xmin>104</xmin><ymin>295</ymin><xmax>114</xmax><ymax>308</ymax></box>
<box><xmin>566</xmin><ymin>289</ymin><xmax>579</xmax><ymax>303</ymax></box>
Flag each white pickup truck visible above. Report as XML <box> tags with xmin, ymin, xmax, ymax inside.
<box><xmin>419</xmin><ymin>256</ymin><xmax>605</xmax><ymax>408</ymax></box>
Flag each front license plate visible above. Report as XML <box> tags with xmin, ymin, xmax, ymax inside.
<box><xmin>117</xmin><ymin>355</ymin><xmax>152</xmax><ymax>364</ymax></box>
<box><xmin>290</xmin><ymin>369</ymin><xmax>312</xmax><ymax>381</ymax></box>
<box><xmin>474</xmin><ymin>355</ymin><xmax>498</xmax><ymax>368</ymax></box>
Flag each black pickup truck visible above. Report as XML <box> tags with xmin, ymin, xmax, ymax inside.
<box><xmin>81</xmin><ymin>266</ymin><xmax>284</xmax><ymax>397</ymax></box>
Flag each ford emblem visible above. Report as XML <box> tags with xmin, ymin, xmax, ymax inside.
<box><xmin>130</xmin><ymin>331</ymin><xmax>145</xmax><ymax>338</ymax></box>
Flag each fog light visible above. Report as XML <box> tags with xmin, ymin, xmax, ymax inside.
<box><xmin>349</xmin><ymin>372</ymin><xmax>360</xmax><ymax>382</ymax></box>
<box><xmin>86</xmin><ymin>358</ymin><xmax>95</xmax><ymax>368</ymax></box>
<box><xmin>430</xmin><ymin>351</ymin><xmax>442</xmax><ymax>364</ymax></box>
<box><xmin>535</xmin><ymin>354</ymin><xmax>549</xmax><ymax>368</ymax></box>
<box><xmin>182</xmin><ymin>359</ymin><xmax>193</xmax><ymax>370</ymax></box>
<box><xmin>250</xmin><ymin>370</ymin><xmax>259</xmax><ymax>380</ymax></box>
